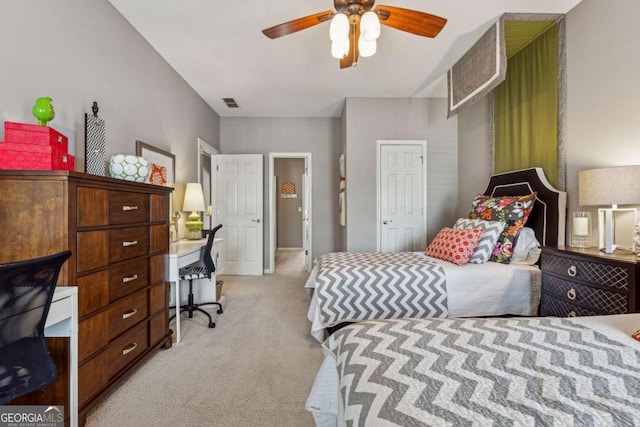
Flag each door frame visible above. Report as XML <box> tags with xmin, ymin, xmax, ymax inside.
<box><xmin>197</xmin><ymin>138</ymin><xmax>219</xmax><ymax>230</ymax></box>
<box><xmin>268</xmin><ymin>152</ymin><xmax>313</xmax><ymax>273</ymax></box>
<box><xmin>376</xmin><ymin>140</ymin><xmax>427</xmax><ymax>251</ymax></box>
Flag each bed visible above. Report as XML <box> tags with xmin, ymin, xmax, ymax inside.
<box><xmin>305</xmin><ymin>168</ymin><xmax>567</xmax><ymax>341</ymax></box>
<box><xmin>306</xmin><ymin>313</ymin><xmax>640</xmax><ymax>426</ymax></box>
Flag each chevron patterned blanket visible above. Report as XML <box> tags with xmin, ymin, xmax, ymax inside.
<box><xmin>314</xmin><ymin>252</ymin><xmax>447</xmax><ymax>327</ymax></box>
<box><xmin>327</xmin><ymin>317</ymin><xmax>640</xmax><ymax>426</ymax></box>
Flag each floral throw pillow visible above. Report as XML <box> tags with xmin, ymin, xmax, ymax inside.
<box><xmin>468</xmin><ymin>193</ymin><xmax>537</xmax><ymax>263</ymax></box>
<box><xmin>425</xmin><ymin>227</ymin><xmax>484</xmax><ymax>266</ymax></box>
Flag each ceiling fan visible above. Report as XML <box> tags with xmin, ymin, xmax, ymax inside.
<box><xmin>262</xmin><ymin>0</ymin><xmax>447</xmax><ymax>69</ymax></box>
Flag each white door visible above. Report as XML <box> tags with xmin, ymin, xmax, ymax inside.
<box><xmin>216</xmin><ymin>154</ymin><xmax>263</xmax><ymax>275</ymax></box>
<box><xmin>378</xmin><ymin>141</ymin><xmax>427</xmax><ymax>252</ymax></box>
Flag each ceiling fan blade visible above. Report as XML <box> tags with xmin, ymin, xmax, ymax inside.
<box><xmin>262</xmin><ymin>10</ymin><xmax>334</xmax><ymax>39</ymax></box>
<box><xmin>340</xmin><ymin>23</ymin><xmax>360</xmax><ymax>69</ymax></box>
<box><xmin>375</xmin><ymin>5</ymin><xmax>447</xmax><ymax>38</ymax></box>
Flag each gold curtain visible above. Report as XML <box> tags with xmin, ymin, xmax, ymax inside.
<box><xmin>494</xmin><ymin>23</ymin><xmax>559</xmax><ymax>187</ymax></box>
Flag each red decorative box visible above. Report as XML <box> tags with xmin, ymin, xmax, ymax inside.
<box><xmin>0</xmin><ymin>142</ymin><xmax>75</xmax><ymax>171</ymax></box>
<box><xmin>4</xmin><ymin>121</ymin><xmax>68</xmax><ymax>152</ymax></box>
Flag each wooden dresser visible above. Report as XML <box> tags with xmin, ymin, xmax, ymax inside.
<box><xmin>540</xmin><ymin>246</ymin><xmax>639</xmax><ymax>317</ymax></box>
<box><xmin>0</xmin><ymin>171</ymin><xmax>172</xmax><ymax>426</ymax></box>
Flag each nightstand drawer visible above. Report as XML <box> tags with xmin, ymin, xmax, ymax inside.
<box><xmin>541</xmin><ymin>253</ymin><xmax>630</xmax><ymax>292</ymax></box>
<box><xmin>542</xmin><ymin>273</ymin><xmax>628</xmax><ymax>314</ymax></box>
<box><xmin>540</xmin><ymin>293</ymin><xmax>600</xmax><ymax>317</ymax></box>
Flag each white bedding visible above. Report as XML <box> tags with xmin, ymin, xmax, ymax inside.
<box><xmin>306</xmin><ymin>313</ymin><xmax>640</xmax><ymax>427</ymax></box>
<box><xmin>305</xmin><ymin>253</ymin><xmax>541</xmax><ymax>342</ymax></box>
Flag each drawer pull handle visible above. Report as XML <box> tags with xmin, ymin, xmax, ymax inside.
<box><xmin>567</xmin><ymin>265</ymin><xmax>577</xmax><ymax>277</ymax></box>
<box><xmin>568</xmin><ymin>310</ymin><xmax>577</xmax><ymax>318</ymax></box>
<box><xmin>122</xmin><ymin>342</ymin><xmax>138</xmax><ymax>356</ymax></box>
<box><xmin>122</xmin><ymin>205</ymin><xmax>139</xmax><ymax>211</ymax></box>
<box><xmin>122</xmin><ymin>309</ymin><xmax>138</xmax><ymax>319</ymax></box>
<box><xmin>567</xmin><ymin>288</ymin><xmax>577</xmax><ymax>300</ymax></box>
<box><xmin>57</xmin><ymin>135</ymin><xmax>63</xmax><ymax>143</ymax></box>
<box><xmin>122</xmin><ymin>240</ymin><xmax>138</xmax><ymax>247</ymax></box>
<box><xmin>122</xmin><ymin>274</ymin><xmax>138</xmax><ymax>283</ymax></box>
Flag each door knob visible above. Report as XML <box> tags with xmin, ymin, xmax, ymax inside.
<box><xmin>252</xmin><ymin>219</ymin><xmax>261</xmax><ymax>223</ymax></box>
<box><xmin>383</xmin><ymin>220</ymin><xmax>393</xmax><ymax>225</ymax></box>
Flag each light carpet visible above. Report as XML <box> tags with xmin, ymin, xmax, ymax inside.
<box><xmin>86</xmin><ymin>251</ymin><xmax>323</xmax><ymax>426</ymax></box>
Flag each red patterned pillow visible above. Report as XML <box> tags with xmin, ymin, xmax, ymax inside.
<box><xmin>425</xmin><ymin>227</ymin><xmax>484</xmax><ymax>266</ymax></box>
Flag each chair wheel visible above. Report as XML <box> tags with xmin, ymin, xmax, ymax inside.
<box><xmin>208</xmin><ymin>322</ymin><xmax>216</xmax><ymax>328</ymax></box>
<box><xmin>217</xmin><ymin>308</ymin><xmax>223</xmax><ymax>314</ymax></box>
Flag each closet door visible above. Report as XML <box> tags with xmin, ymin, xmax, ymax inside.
<box><xmin>378</xmin><ymin>141</ymin><xmax>427</xmax><ymax>252</ymax></box>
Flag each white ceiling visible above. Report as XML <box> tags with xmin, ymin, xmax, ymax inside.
<box><xmin>108</xmin><ymin>0</ymin><xmax>582</xmax><ymax>118</ymax></box>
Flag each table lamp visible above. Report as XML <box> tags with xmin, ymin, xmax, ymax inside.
<box><xmin>579</xmin><ymin>165</ymin><xmax>640</xmax><ymax>253</ymax></box>
<box><xmin>183</xmin><ymin>182</ymin><xmax>206</xmax><ymax>240</ymax></box>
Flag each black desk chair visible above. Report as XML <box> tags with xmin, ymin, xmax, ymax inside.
<box><xmin>0</xmin><ymin>250</ymin><xmax>72</xmax><ymax>404</ymax></box>
<box><xmin>170</xmin><ymin>224</ymin><xmax>223</xmax><ymax>328</ymax></box>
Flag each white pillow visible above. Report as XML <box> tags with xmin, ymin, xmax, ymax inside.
<box><xmin>453</xmin><ymin>218</ymin><xmax>505</xmax><ymax>264</ymax></box>
<box><xmin>511</xmin><ymin>227</ymin><xmax>541</xmax><ymax>265</ymax></box>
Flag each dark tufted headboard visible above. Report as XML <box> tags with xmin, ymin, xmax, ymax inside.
<box><xmin>482</xmin><ymin>168</ymin><xmax>567</xmax><ymax>246</ymax></box>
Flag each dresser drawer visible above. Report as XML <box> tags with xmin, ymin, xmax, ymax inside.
<box><xmin>109</xmin><ymin>258</ymin><xmax>149</xmax><ymax>302</ymax></box>
<box><xmin>77</xmin><ymin>270</ymin><xmax>109</xmax><ymax>317</ymax></box>
<box><xmin>109</xmin><ymin>191</ymin><xmax>149</xmax><ymax>225</ymax></box>
<box><xmin>540</xmin><ymin>293</ymin><xmax>600</xmax><ymax>317</ymax></box>
<box><xmin>77</xmin><ymin>187</ymin><xmax>108</xmax><ymax>228</ymax></box>
<box><xmin>78</xmin><ymin>350</ymin><xmax>109</xmax><ymax>406</ymax></box>
<box><xmin>541</xmin><ymin>253</ymin><xmax>630</xmax><ymax>292</ymax></box>
<box><xmin>108</xmin><ymin>289</ymin><xmax>148</xmax><ymax>340</ymax></box>
<box><xmin>78</xmin><ymin>311</ymin><xmax>109</xmax><ymax>361</ymax></box>
<box><xmin>77</xmin><ymin>230</ymin><xmax>109</xmax><ymax>272</ymax></box>
<box><xmin>109</xmin><ymin>227</ymin><xmax>149</xmax><ymax>263</ymax></box>
<box><xmin>108</xmin><ymin>320</ymin><xmax>149</xmax><ymax>378</ymax></box>
<box><xmin>542</xmin><ymin>273</ymin><xmax>628</xmax><ymax>314</ymax></box>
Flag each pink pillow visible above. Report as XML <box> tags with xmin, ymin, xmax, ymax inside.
<box><xmin>426</xmin><ymin>227</ymin><xmax>484</xmax><ymax>266</ymax></box>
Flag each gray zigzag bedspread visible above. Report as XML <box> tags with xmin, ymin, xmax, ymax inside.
<box><xmin>314</xmin><ymin>252</ymin><xmax>448</xmax><ymax>327</ymax></box>
<box><xmin>328</xmin><ymin>317</ymin><xmax>640</xmax><ymax>426</ymax></box>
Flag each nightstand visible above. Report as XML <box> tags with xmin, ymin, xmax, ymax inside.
<box><xmin>540</xmin><ymin>246</ymin><xmax>640</xmax><ymax>317</ymax></box>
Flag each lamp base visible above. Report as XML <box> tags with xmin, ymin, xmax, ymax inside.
<box><xmin>185</xmin><ymin>211</ymin><xmax>203</xmax><ymax>240</ymax></box>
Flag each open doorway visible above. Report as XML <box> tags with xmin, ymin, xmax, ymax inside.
<box><xmin>268</xmin><ymin>153</ymin><xmax>312</xmax><ymax>273</ymax></box>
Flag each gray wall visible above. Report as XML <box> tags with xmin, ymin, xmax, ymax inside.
<box><xmin>344</xmin><ymin>98</ymin><xmax>458</xmax><ymax>251</ymax></box>
<box><xmin>275</xmin><ymin>158</ymin><xmax>304</xmax><ymax>248</ymax></box>
<box><xmin>0</xmin><ymin>1</ymin><xmax>220</xmax><ymax>197</ymax></box>
<box><xmin>456</xmin><ymin>0</ymin><xmax>640</xmax><ymax>245</ymax></box>
<box><xmin>564</xmin><ymin>0</ymin><xmax>640</xmax><ymax>244</ymax></box>
<box><xmin>456</xmin><ymin>97</ymin><xmax>492</xmax><ymax>218</ymax></box>
<box><xmin>220</xmin><ymin>117</ymin><xmax>342</xmax><ymax>271</ymax></box>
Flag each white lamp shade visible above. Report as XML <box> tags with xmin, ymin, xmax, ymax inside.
<box><xmin>331</xmin><ymin>38</ymin><xmax>349</xmax><ymax>59</ymax></box>
<box><xmin>579</xmin><ymin>165</ymin><xmax>640</xmax><ymax>206</ymax></box>
<box><xmin>183</xmin><ymin>183</ymin><xmax>206</xmax><ymax>212</ymax></box>
<box><xmin>330</xmin><ymin>13</ymin><xmax>349</xmax><ymax>42</ymax></box>
<box><xmin>358</xmin><ymin>36</ymin><xmax>376</xmax><ymax>58</ymax></box>
<box><xmin>360</xmin><ymin>11</ymin><xmax>380</xmax><ymax>41</ymax></box>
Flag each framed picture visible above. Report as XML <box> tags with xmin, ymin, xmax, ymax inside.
<box><xmin>135</xmin><ymin>141</ymin><xmax>175</xmax><ymax>187</ymax></box>
<box><xmin>136</xmin><ymin>141</ymin><xmax>178</xmax><ymax>240</ymax></box>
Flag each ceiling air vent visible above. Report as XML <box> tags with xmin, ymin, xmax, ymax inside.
<box><xmin>222</xmin><ymin>98</ymin><xmax>239</xmax><ymax>108</ymax></box>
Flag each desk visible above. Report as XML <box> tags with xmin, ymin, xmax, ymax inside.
<box><xmin>169</xmin><ymin>238</ymin><xmax>223</xmax><ymax>343</ymax></box>
<box><xmin>45</xmin><ymin>286</ymin><xmax>78</xmax><ymax>427</ymax></box>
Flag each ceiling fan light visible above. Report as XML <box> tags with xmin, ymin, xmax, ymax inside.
<box><xmin>331</xmin><ymin>39</ymin><xmax>349</xmax><ymax>59</ymax></box>
<box><xmin>358</xmin><ymin>36</ymin><xmax>376</xmax><ymax>58</ymax></box>
<box><xmin>329</xmin><ymin>13</ymin><xmax>349</xmax><ymax>42</ymax></box>
<box><xmin>360</xmin><ymin>11</ymin><xmax>380</xmax><ymax>41</ymax></box>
